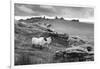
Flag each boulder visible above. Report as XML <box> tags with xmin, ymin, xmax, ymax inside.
<box><xmin>53</xmin><ymin>46</ymin><xmax>94</xmax><ymax>62</ymax></box>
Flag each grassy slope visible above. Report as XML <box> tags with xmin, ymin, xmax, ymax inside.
<box><xmin>40</xmin><ymin>19</ymin><xmax>94</xmax><ymax>40</ymax></box>
<box><xmin>15</xmin><ymin>19</ymin><xmax>94</xmax><ymax>65</ymax></box>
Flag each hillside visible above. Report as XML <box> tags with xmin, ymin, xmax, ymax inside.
<box><xmin>15</xmin><ymin>18</ymin><xmax>94</xmax><ymax>65</ymax></box>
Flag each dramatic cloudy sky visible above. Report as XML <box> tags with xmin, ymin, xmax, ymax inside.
<box><xmin>14</xmin><ymin>3</ymin><xmax>94</xmax><ymax>22</ymax></box>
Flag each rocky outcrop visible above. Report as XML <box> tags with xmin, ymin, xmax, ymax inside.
<box><xmin>53</xmin><ymin>46</ymin><xmax>94</xmax><ymax>62</ymax></box>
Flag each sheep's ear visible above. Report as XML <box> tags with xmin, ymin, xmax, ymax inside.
<box><xmin>44</xmin><ymin>37</ymin><xmax>47</xmax><ymax>41</ymax></box>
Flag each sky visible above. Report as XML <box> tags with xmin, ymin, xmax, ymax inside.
<box><xmin>14</xmin><ymin>3</ymin><xmax>94</xmax><ymax>22</ymax></box>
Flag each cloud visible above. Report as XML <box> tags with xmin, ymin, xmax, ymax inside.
<box><xmin>40</xmin><ymin>5</ymin><xmax>53</xmax><ymax>8</ymax></box>
<box><xmin>15</xmin><ymin>3</ymin><xmax>94</xmax><ymax>21</ymax></box>
<box><xmin>17</xmin><ymin>5</ymin><xmax>34</xmax><ymax>14</ymax></box>
<box><xmin>61</xmin><ymin>7</ymin><xmax>94</xmax><ymax>19</ymax></box>
<box><xmin>39</xmin><ymin>5</ymin><xmax>56</xmax><ymax>12</ymax></box>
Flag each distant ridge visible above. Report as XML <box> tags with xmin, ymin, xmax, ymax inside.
<box><xmin>15</xmin><ymin>16</ymin><xmax>94</xmax><ymax>23</ymax></box>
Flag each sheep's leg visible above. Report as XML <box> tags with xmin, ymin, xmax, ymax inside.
<box><xmin>39</xmin><ymin>45</ymin><xmax>43</xmax><ymax>49</ymax></box>
<box><xmin>32</xmin><ymin>44</ymin><xmax>35</xmax><ymax>48</ymax></box>
<box><xmin>47</xmin><ymin>44</ymin><xmax>48</xmax><ymax>47</ymax></box>
<box><xmin>49</xmin><ymin>46</ymin><xmax>51</xmax><ymax>49</ymax></box>
<box><xmin>47</xmin><ymin>44</ymin><xmax>51</xmax><ymax>50</ymax></box>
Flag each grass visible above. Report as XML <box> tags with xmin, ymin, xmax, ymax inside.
<box><xmin>14</xmin><ymin>19</ymin><xmax>94</xmax><ymax>65</ymax></box>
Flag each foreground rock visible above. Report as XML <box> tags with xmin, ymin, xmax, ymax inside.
<box><xmin>53</xmin><ymin>46</ymin><xmax>94</xmax><ymax>62</ymax></box>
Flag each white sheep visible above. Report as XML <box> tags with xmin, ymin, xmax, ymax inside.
<box><xmin>32</xmin><ymin>37</ymin><xmax>52</xmax><ymax>48</ymax></box>
<box><xmin>32</xmin><ymin>37</ymin><xmax>45</xmax><ymax>46</ymax></box>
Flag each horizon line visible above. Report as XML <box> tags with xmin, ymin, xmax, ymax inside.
<box><xmin>14</xmin><ymin>16</ymin><xmax>94</xmax><ymax>23</ymax></box>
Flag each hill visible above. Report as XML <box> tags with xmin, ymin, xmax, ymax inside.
<box><xmin>14</xmin><ymin>18</ymin><xmax>94</xmax><ymax>65</ymax></box>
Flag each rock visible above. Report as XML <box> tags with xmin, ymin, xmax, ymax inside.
<box><xmin>79</xmin><ymin>44</ymin><xmax>94</xmax><ymax>52</ymax></box>
<box><xmin>68</xmin><ymin>36</ymin><xmax>86</xmax><ymax>46</ymax></box>
<box><xmin>53</xmin><ymin>46</ymin><xmax>94</xmax><ymax>62</ymax></box>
